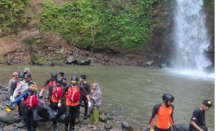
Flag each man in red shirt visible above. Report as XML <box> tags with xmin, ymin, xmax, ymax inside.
<box><xmin>146</xmin><ymin>93</ymin><xmax>175</xmax><ymax>131</ymax></box>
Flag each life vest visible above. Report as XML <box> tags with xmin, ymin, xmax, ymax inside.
<box><xmin>22</xmin><ymin>94</ymin><xmax>38</xmax><ymax>108</ymax></box>
<box><xmin>66</xmin><ymin>86</ymin><xmax>80</xmax><ymax>106</ymax></box>
<box><xmin>49</xmin><ymin>80</ymin><xmax>56</xmax><ymax>87</ymax></box>
<box><xmin>51</xmin><ymin>86</ymin><xmax>63</xmax><ymax>102</ymax></box>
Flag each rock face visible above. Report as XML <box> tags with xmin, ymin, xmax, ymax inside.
<box><xmin>0</xmin><ymin>110</ymin><xmax>16</xmax><ymax>124</ymax></box>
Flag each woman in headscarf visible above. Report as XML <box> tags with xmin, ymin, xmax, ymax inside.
<box><xmin>7</xmin><ymin>72</ymin><xmax>18</xmax><ymax>96</ymax></box>
<box><xmin>87</xmin><ymin>83</ymin><xmax>102</xmax><ymax>131</ymax></box>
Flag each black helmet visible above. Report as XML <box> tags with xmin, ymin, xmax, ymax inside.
<box><xmin>56</xmin><ymin>77</ymin><xmax>62</xmax><ymax>84</ymax></box>
<box><xmin>51</xmin><ymin>72</ymin><xmax>58</xmax><ymax>78</ymax></box>
<box><xmin>162</xmin><ymin>93</ymin><xmax>174</xmax><ymax>101</ymax></box>
<box><xmin>18</xmin><ymin>72</ymin><xmax>25</xmax><ymax>78</ymax></box>
<box><xmin>71</xmin><ymin>76</ymin><xmax>78</xmax><ymax>81</ymax></box>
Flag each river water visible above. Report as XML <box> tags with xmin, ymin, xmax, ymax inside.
<box><xmin>0</xmin><ymin>65</ymin><xmax>214</xmax><ymax>130</ymax></box>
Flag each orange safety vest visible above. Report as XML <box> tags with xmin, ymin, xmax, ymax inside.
<box><xmin>66</xmin><ymin>86</ymin><xmax>80</xmax><ymax>106</ymax></box>
<box><xmin>51</xmin><ymin>86</ymin><xmax>63</xmax><ymax>103</ymax></box>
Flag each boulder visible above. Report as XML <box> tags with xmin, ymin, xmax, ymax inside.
<box><xmin>99</xmin><ymin>114</ymin><xmax>107</xmax><ymax>123</ymax></box>
<box><xmin>0</xmin><ymin>110</ymin><xmax>16</xmax><ymax>124</ymax></box>
<box><xmin>73</xmin><ymin>52</ymin><xmax>87</xmax><ymax>63</ymax></box>
<box><xmin>78</xmin><ymin>60</ymin><xmax>91</xmax><ymax>65</ymax></box>
<box><xmin>66</xmin><ymin>55</ymin><xmax>76</xmax><ymax>64</ymax></box>
<box><xmin>121</xmin><ymin>122</ymin><xmax>134</xmax><ymax>131</ymax></box>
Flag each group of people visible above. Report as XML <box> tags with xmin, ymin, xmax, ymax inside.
<box><xmin>145</xmin><ymin>93</ymin><xmax>213</xmax><ymax>131</ymax></box>
<box><xmin>7</xmin><ymin>68</ymin><xmax>102</xmax><ymax>131</ymax></box>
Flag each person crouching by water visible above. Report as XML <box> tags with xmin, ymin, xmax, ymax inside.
<box><xmin>48</xmin><ymin>77</ymin><xmax>64</xmax><ymax>131</ymax></box>
<box><xmin>146</xmin><ymin>93</ymin><xmax>175</xmax><ymax>131</ymax></box>
<box><xmin>59</xmin><ymin>76</ymin><xmax>88</xmax><ymax>131</ymax></box>
<box><xmin>8</xmin><ymin>82</ymin><xmax>42</xmax><ymax>131</ymax></box>
<box><xmin>87</xmin><ymin>83</ymin><xmax>102</xmax><ymax>131</ymax></box>
<box><xmin>189</xmin><ymin>100</ymin><xmax>213</xmax><ymax>131</ymax></box>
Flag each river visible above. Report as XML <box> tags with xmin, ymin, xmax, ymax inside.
<box><xmin>0</xmin><ymin>65</ymin><xmax>214</xmax><ymax>130</ymax></box>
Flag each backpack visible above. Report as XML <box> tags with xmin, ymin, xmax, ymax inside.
<box><xmin>52</xmin><ymin>86</ymin><xmax>63</xmax><ymax>99</ymax></box>
<box><xmin>67</xmin><ymin>86</ymin><xmax>80</xmax><ymax>102</ymax></box>
<box><xmin>22</xmin><ymin>93</ymin><xmax>38</xmax><ymax>108</ymax></box>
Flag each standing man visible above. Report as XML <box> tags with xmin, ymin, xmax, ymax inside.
<box><xmin>78</xmin><ymin>75</ymin><xmax>91</xmax><ymax>119</ymax></box>
<box><xmin>10</xmin><ymin>72</ymin><xmax>25</xmax><ymax>117</ymax></box>
<box><xmin>58</xmin><ymin>72</ymin><xmax>67</xmax><ymax>87</ymax></box>
<box><xmin>8</xmin><ymin>82</ymin><xmax>42</xmax><ymax>131</ymax></box>
<box><xmin>146</xmin><ymin>93</ymin><xmax>175</xmax><ymax>131</ymax></box>
<box><xmin>39</xmin><ymin>72</ymin><xmax>57</xmax><ymax>96</ymax></box>
<box><xmin>59</xmin><ymin>76</ymin><xmax>88</xmax><ymax>131</ymax></box>
<box><xmin>48</xmin><ymin>77</ymin><xmax>64</xmax><ymax>131</ymax></box>
<box><xmin>7</xmin><ymin>72</ymin><xmax>18</xmax><ymax>96</ymax></box>
<box><xmin>189</xmin><ymin>100</ymin><xmax>213</xmax><ymax>131</ymax></box>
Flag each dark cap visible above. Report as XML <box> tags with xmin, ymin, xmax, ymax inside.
<box><xmin>24</xmin><ymin>74</ymin><xmax>31</xmax><ymax>79</ymax></box>
<box><xmin>203</xmin><ymin>100</ymin><xmax>213</xmax><ymax>106</ymax></box>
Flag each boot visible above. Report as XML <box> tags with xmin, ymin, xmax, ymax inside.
<box><xmin>53</xmin><ymin>124</ymin><xmax>59</xmax><ymax>131</ymax></box>
<box><xmin>69</xmin><ymin>125</ymin><xmax>74</xmax><ymax>131</ymax></box>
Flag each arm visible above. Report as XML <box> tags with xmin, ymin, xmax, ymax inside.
<box><xmin>48</xmin><ymin>86</ymin><xmax>54</xmax><ymax>102</ymax></box>
<box><xmin>40</xmin><ymin>79</ymin><xmax>50</xmax><ymax>92</ymax></box>
<box><xmin>59</xmin><ymin>85</ymin><xmax>69</xmax><ymax>102</ymax></box>
<box><xmin>13</xmin><ymin>83</ymin><xmax>22</xmax><ymax>98</ymax></box>
<box><xmin>169</xmin><ymin>105</ymin><xmax>175</xmax><ymax>126</ymax></box>
<box><xmin>190</xmin><ymin>121</ymin><xmax>204</xmax><ymax>131</ymax></box>
<box><xmin>10</xmin><ymin>93</ymin><xmax>26</xmax><ymax>105</ymax></box>
<box><xmin>190</xmin><ymin>110</ymin><xmax>203</xmax><ymax>131</ymax></box>
<box><xmin>147</xmin><ymin>105</ymin><xmax>159</xmax><ymax>129</ymax></box>
<box><xmin>7</xmin><ymin>79</ymin><xmax>12</xmax><ymax>89</ymax></box>
<box><xmin>37</xmin><ymin>99</ymin><xmax>42</xmax><ymax>104</ymax></box>
<box><xmin>79</xmin><ymin>85</ymin><xmax>88</xmax><ymax>96</ymax></box>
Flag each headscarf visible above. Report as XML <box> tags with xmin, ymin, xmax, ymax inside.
<box><xmin>89</xmin><ymin>83</ymin><xmax>102</xmax><ymax>113</ymax></box>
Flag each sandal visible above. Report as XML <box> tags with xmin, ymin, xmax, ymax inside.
<box><xmin>92</xmin><ymin>127</ymin><xmax>97</xmax><ymax>131</ymax></box>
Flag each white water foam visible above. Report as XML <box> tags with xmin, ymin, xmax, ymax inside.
<box><xmin>172</xmin><ymin>0</ymin><xmax>214</xmax><ymax>78</ymax></box>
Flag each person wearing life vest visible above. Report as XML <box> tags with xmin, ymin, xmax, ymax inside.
<box><xmin>59</xmin><ymin>76</ymin><xmax>88</xmax><ymax>131</ymax></box>
<box><xmin>146</xmin><ymin>93</ymin><xmax>175</xmax><ymax>131</ymax></box>
<box><xmin>48</xmin><ymin>77</ymin><xmax>64</xmax><ymax>131</ymax></box>
<box><xmin>8</xmin><ymin>82</ymin><xmax>42</xmax><ymax>131</ymax></box>
<box><xmin>39</xmin><ymin>72</ymin><xmax>58</xmax><ymax>97</ymax></box>
<box><xmin>10</xmin><ymin>72</ymin><xmax>25</xmax><ymax>117</ymax></box>
<box><xmin>77</xmin><ymin>75</ymin><xmax>91</xmax><ymax>119</ymax></box>
<box><xmin>58</xmin><ymin>72</ymin><xmax>67</xmax><ymax>87</ymax></box>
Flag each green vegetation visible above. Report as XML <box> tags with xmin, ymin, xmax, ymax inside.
<box><xmin>39</xmin><ymin>0</ymin><xmax>159</xmax><ymax>49</ymax></box>
<box><xmin>0</xmin><ymin>0</ymin><xmax>31</xmax><ymax>36</ymax></box>
<box><xmin>204</xmin><ymin>0</ymin><xmax>214</xmax><ymax>8</ymax></box>
<box><xmin>33</xmin><ymin>53</ymin><xmax>49</xmax><ymax>65</ymax></box>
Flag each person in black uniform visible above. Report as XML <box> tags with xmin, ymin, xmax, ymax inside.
<box><xmin>189</xmin><ymin>100</ymin><xmax>213</xmax><ymax>131</ymax></box>
<box><xmin>8</xmin><ymin>82</ymin><xmax>42</xmax><ymax>131</ymax></box>
<box><xmin>77</xmin><ymin>75</ymin><xmax>91</xmax><ymax>119</ymax></box>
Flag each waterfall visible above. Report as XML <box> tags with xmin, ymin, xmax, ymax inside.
<box><xmin>172</xmin><ymin>0</ymin><xmax>212</xmax><ymax>76</ymax></box>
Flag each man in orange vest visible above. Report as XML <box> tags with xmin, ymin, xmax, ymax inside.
<box><xmin>59</xmin><ymin>76</ymin><xmax>88</xmax><ymax>131</ymax></box>
<box><xmin>48</xmin><ymin>77</ymin><xmax>64</xmax><ymax>131</ymax></box>
<box><xmin>39</xmin><ymin>72</ymin><xmax>57</xmax><ymax>97</ymax></box>
<box><xmin>146</xmin><ymin>93</ymin><xmax>175</xmax><ymax>131</ymax></box>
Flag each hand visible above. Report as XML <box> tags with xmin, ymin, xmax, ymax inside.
<box><xmin>145</xmin><ymin>128</ymin><xmax>150</xmax><ymax>131</ymax></box>
<box><xmin>11</xmin><ymin>97</ymin><xmax>15</xmax><ymax>101</ymax></box>
<box><xmin>10</xmin><ymin>96</ymin><xmax>13</xmax><ymax>101</ymax></box>
<box><xmin>88</xmin><ymin>101</ymin><xmax>91</xmax><ymax>107</ymax></box>
<box><xmin>58</xmin><ymin>102</ymin><xmax>61</xmax><ymax>107</ymax></box>
<box><xmin>39</xmin><ymin>92</ymin><xmax>43</xmax><ymax>97</ymax></box>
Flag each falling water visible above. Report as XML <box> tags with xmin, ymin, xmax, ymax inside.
<box><xmin>172</xmin><ymin>0</ymin><xmax>212</xmax><ymax>77</ymax></box>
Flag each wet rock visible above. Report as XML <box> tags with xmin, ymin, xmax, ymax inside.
<box><xmin>66</xmin><ymin>55</ymin><xmax>76</xmax><ymax>64</ymax></box>
<box><xmin>104</xmin><ymin>124</ymin><xmax>112</xmax><ymax>130</ymax></box>
<box><xmin>145</xmin><ymin>61</ymin><xmax>154</xmax><ymax>66</ymax></box>
<box><xmin>107</xmin><ymin>116</ymin><xmax>114</xmax><ymax>120</ymax></box>
<box><xmin>121</xmin><ymin>122</ymin><xmax>130</xmax><ymax>130</ymax></box>
<box><xmin>78</xmin><ymin>60</ymin><xmax>91</xmax><ymax>65</ymax></box>
<box><xmin>118</xmin><ymin>115</ymin><xmax>125</xmax><ymax>120</ymax></box>
<box><xmin>105</xmin><ymin>111</ymin><xmax>115</xmax><ymax>116</ymax></box>
<box><xmin>115</xmin><ymin>105</ymin><xmax>124</xmax><ymax>110</ymax></box>
<box><xmin>0</xmin><ymin>110</ymin><xmax>16</xmax><ymax>124</ymax></box>
<box><xmin>99</xmin><ymin>114</ymin><xmax>107</xmax><ymax>123</ymax></box>
<box><xmin>73</xmin><ymin>52</ymin><xmax>87</xmax><ymax>63</ymax></box>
